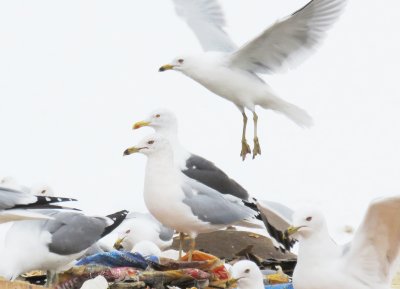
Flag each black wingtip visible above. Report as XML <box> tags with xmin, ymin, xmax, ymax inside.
<box><xmin>101</xmin><ymin>210</ymin><xmax>129</xmax><ymax>237</ymax></box>
<box><xmin>259</xmin><ymin>210</ymin><xmax>296</xmax><ymax>252</ymax></box>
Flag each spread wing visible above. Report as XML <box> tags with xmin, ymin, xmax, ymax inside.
<box><xmin>229</xmin><ymin>0</ymin><xmax>347</xmax><ymax>74</ymax></box>
<box><xmin>342</xmin><ymin>196</ymin><xmax>400</xmax><ymax>286</ymax></box>
<box><xmin>171</xmin><ymin>0</ymin><xmax>236</xmax><ymax>52</ymax></box>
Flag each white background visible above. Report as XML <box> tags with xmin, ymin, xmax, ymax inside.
<box><xmin>0</xmin><ymin>0</ymin><xmax>399</xmax><ymax>239</ymax></box>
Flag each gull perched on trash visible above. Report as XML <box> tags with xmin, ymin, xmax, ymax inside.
<box><xmin>159</xmin><ymin>0</ymin><xmax>347</xmax><ymax>160</ymax></box>
<box><xmin>286</xmin><ymin>196</ymin><xmax>400</xmax><ymax>289</ymax></box>
<box><xmin>113</xmin><ymin>212</ymin><xmax>174</xmax><ymax>251</ymax></box>
<box><xmin>133</xmin><ymin>109</ymin><xmax>295</xmax><ymax>251</ymax></box>
<box><xmin>231</xmin><ymin>260</ymin><xmax>264</xmax><ymax>289</ymax></box>
<box><xmin>123</xmin><ymin>134</ymin><xmax>258</xmax><ymax>260</ymax></box>
<box><xmin>0</xmin><ymin>185</ymin><xmax>76</xmax><ymax>224</ymax></box>
<box><xmin>0</xmin><ymin>209</ymin><xmax>128</xmax><ymax>283</ymax></box>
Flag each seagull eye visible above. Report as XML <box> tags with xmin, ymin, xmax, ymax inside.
<box><xmin>178</xmin><ymin>59</ymin><xmax>184</xmax><ymax>64</ymax></box>
<box><xmin>147</xmin><ymin>140</ymin><xmax>154</xmax><ymax>145</ymax></box>
<box><xmin>126</xmin><ymin>229</ymin><xmax>130</xmax><ymax>234</ymax></box>
<box><xmin>41</xmin><ymin>190</ymin><xmax>46</xmax><ymax>194</ymax></box>
<box><xmin>244</xmin><ymin>269</ymin><xmax>250</xmax><ymax>273</ymax></box>
<box><xmin>155</xmin><ymin>114</ymin><xmax>161</xmax><ymax>118</ymax></box>
<box><xmin>306</xmin><ymin>216</ymin><xmax>312</xmax><ymax>221</ymax></box>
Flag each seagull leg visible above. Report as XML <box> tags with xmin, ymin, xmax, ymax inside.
<box><xmin>252</xmin><ymin>111</ymin><xmax>261</xmax><ymax>159</ymax></box>
<box><xmin>178</xmin><ymin>232</ymin><xmax>185</xmax><ymax>259</ymax></box>
<box><xmin>46</xmin><ymin>270</ymin><xmax>57</xmax><ymax>287</ymax></box>
<box><xmin>188</xmin><ymin>237</ymin><xmax>196</xmax><ymax>262</ymax></box>
<box><xmin>240</xmin><ymin>112</ymin><xmax>251</xmax><ymax>161</ymax></box>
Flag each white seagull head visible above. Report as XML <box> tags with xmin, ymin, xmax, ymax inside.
<box><xmin>287</xmin><ymin>206</ymin><xmax>327</xmax><ymax>239</ymax></box>
<box><xmin>231</xmin><ymin>260</ymin><xmax>264</xmax><ymax>289</ymax></box>
<box><xmin>123</xmin><ymin>134</ymin><xmax>171</xmax><ymax>157</ymax></box>
<box><xmin>133</xmin><ymin>109</ymin><xmax>178</xmax><ymax>132</ymax></box>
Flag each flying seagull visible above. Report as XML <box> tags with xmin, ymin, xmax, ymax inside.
<box><xmin>133</xmin><ymin>109</ymin><xmax>295</xmax><ymax>251</ymax></box>
<box><xmin>159</xmin><ymin>0</ymin><xmax>347</xmax><ymax>160</ymax></box>
<box><xmin>286</xmin><ymin>196</ymin><xmax>400</xmax><ymax>289</ymax></box>
<box><xmin>123</xmin><ymin>134</ymin><xmax>258</xmax><ymax>260</ymax></box>
<box><xmin>0</xmin><ymin>185</ymin><xmax>76</xmax><ymax>224</ymax></box>
<box><xmin>0</xmin><ymin>209</ymin><xmax>128</xmax><ymax>284</ymax></box>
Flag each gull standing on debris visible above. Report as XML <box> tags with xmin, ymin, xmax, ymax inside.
<box><xmin>124</xmin><ymin>134</ymin><xmax>258</xmax><ymax>260</ymax></box>
<box><xmin>133</xmin><ymin>109</ymin><xmax>295</xmax><ymax>251</ymax></box>
<box><xmin>0</xmin><ymin>209</ymin><xmax>128</xmax><ymax>283</ymax></box>
<box><xmin>286</xmin><ymin>196</ymin><xmax>400</xmax><ymax>289</ymax></box>
<box><xmin>0</xmin><ymin>185</ymin><xmax>76</xmax><ymax>224</ymax></box>
<box><xmin>159</xmin><ymin>0</ymin><xmax>347</xmax><ymax>160</ymax></box>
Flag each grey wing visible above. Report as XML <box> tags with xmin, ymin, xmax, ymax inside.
<box><xmin>342</xmin><ymin>196</ymin><xmax>400</xmax><ymax>284</ymax></box>
<box><xmin>256</xmin><ymin>200</ymin><xmax>296</xmax><ymax>251</ymax></box>
<box><xmin>182</xmin><ymin>154</ymin><xmax>249</xmax><ymax>201</ymax></box>
<box><xmin>229</xmin><ymin>0</ymin><xmax>347</xmax><ymax>74</ymax></box>
<box><xmin>182</xmin><ymin>176</ymin><xmax>257</xmax><ymax>225</ymax></box>
<box><xmin>171</xmin><ymin>0</ymin><xmax>236</xmax><ymax>52</ymax></box>
<box><xmin>45</xmin><ymin>212</ymin><xmax>110</xmax><ymax>255</ymax></box>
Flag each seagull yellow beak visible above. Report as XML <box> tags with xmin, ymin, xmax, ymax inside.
<box><xmin>133</xmin><ymin>120</ymin><xmax>151</xmax><ymax>130</ymax></box>
<box><xmin>226</xmin><ymin>277</ymin><xmax>241</xmax><ymax>287</ymax></box>
<box><xmin>159</xmin><ymin>64</ymin><xmax>174</xmax><ymax>72</ymax></box>
<box><xmin>123</xmin><ymin>146</ymin><xmax>141</xmax><ymax>156</ymax></box>
<box><xmin>286</xmin><ymin>226</ymin><xmax>303</xmax><ymax>236</ymax></box>
<box><xmin>113</xmin><ymin>237</ymin><xmax>125</xmax><ymax>250</ymax></box>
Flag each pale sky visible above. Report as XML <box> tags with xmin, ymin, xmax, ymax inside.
<box><xmin>0</xmin><ymin>0</ymin><xmax>399</xmax><ymax>237</ymax></box>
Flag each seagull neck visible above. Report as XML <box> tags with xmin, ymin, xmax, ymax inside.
<box><xmin>297</xmin><ymin>227</ymin><xmax>338</xmax><ymax>263</ymax></box>
<box><xmin>156</xmin><ymin>127</ymin><xmax>181</xmax><ymax>150</ymax></box>
<box><xmin>239</xmin><ymin>277</ymin><xmax>264</xmax><ymax>289</ymax></box>
<box><xmin>145</xmin><ymin>150</ymin><xmax>176</xmax><ymax>176</ymax></box>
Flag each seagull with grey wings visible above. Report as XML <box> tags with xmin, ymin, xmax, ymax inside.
<box><xmin>0</xmin><ymin>209</ymin><xmax>128</xmax><ymax>284</ymax></box>
<box><xmin>286</xmin><ymin>196</ymin><xmax>400</xmax><ymax>289</ymax></box>
<box><xmin>159</xmin><ymin>0</ymin><xmax>347</xmax><ymax>160</ymax></box>
<box><xmin>133</xmin><ymin>109</ymin><xmax>295</xmax><ymax>251</ymax></box>
<box><xmin>123</xmin><ymin>133</ymin><xmax>260</xmax><ymax>260</ymax></box>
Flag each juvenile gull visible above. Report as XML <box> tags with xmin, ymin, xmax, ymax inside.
<box><xmin>124</xmin><ymin>134</ymin><xmax>258</xmax><ymax>260</ymax></box>
<box><xmin>0</xmin><ymin>185</ymin><xmax>76</xmax><ymax>224</ymax></box>
<box><xmin>113</xmin><ymin>212</ymin><xmax>174</xmax><ymax>251</ymax></box>
<box><xmin>159</xmin><ymin>0</ymin><xmax>347</xmax><ymax>159</ymax></box>
<box><xmin>0</xmin><ymin>209</ymin><xmax>128</xmax><ymax>283</ymax></box>
<box><xmin>133</xmin><ymin>109</ymin><xmax>295</xmax><ymax>251</ymax></box>
<box><xmin>286</xmin><ymin>196</ymin><xmax>400</xmax><ymax>289</ymax></box>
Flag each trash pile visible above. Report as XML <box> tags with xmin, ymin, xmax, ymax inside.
<box><xmin>22</xmin><ymin>249</ymin><xmax>295</xmax><ymax>289</ymax></box>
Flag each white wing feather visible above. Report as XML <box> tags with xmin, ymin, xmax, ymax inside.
<box><xmin>171</xmin><ymin>0</ymin><xmax>236</xmax><ymax>52</ymax></box>
<box><xmin>229</xmin><ymin>0</ymin><xmax>347</xmax><ymax>74</ymax></box>
<box><xmin>343</xmin><ymin>196</ymin><xmax>400</xmax><ymax>285</ymax></box>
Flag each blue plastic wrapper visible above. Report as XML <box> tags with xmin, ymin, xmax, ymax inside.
<box><xmin>265</xmin><ymin>284</ymin><xmax>293</xmax><ymax>289</ymax></box>
<box><xmin>76</xmin><ymin>251</ymin><xmax>148</xmax><ymax>269</ymax></box>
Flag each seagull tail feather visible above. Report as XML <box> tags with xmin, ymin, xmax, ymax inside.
<box><xmin>263</xmin><ymin>96</ymin><xmax>313</xmax><ymax>128</ymax></box>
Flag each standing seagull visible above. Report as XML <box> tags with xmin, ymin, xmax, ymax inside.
<box><xmin>0</xmin><ymin>185</ymin><xmax>76</xmax><ymax>224</ymax></box>
<box><xmin>286</xmin><ymin>196</ymin><xmax>400</xmax><ymax>289</ymax></box>
<box><xmin>159</xmin><ymin>0</ymin><xmax>347</xmax><ymax>160</ymax></box>
<box><xmin>123</xmin><ymin>134</ymin><xmax>258</xmax><ymax>260</ymax></box>
<box><xmin>133</xmin><ymin>109</ymin><xmax>295</xmax><ymax>251</ymax></box>
<box><xmin>0</xmin><ymin>209</ymin><xmax>128</xmax><ymax>283</ymax></box>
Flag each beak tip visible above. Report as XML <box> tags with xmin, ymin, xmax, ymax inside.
<box><xmin>158</xmin><ymin>67</ymin><xmax>165</xmax><ymax>72</ymax></box>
